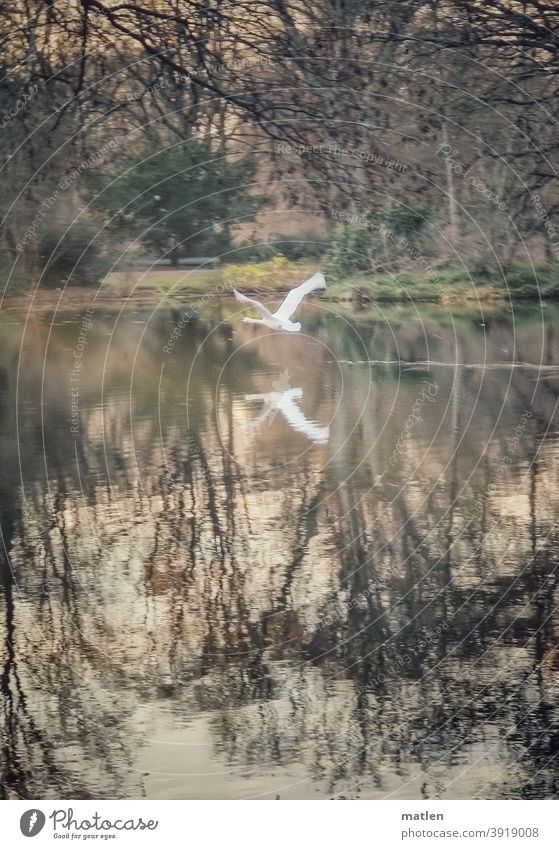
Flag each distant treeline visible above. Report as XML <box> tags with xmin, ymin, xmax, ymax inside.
<box><xmin>1</xmin><ymin>1</ymin><xmax>559</xmax><ymax>288</ymax></box>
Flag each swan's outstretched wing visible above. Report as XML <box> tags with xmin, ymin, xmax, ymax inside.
<box><xmin>273</xmin><ymin>272</ymin><xmax>326</xmax><ymax>322</ymax></box>
<box><xmin>243</xmin><ymin>389</ymin><xmax>301</xmax><ymax>433</ymax></box>
<box><xmin>234</xmin><ymin>289</ymin><xmax>275</xmax><ymax>321</ymax></box>
<box><xmin>276</xmin><ymin>389</ymin><xmax>329</xmax><ymax>443</ymax></box>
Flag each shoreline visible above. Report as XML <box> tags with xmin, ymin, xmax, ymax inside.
<box><xmin>0</xmin><ymin>286</ymin><xmax>553</xmax><ymax>314</ymax></box>
<box><xmin>1</xmin><ymin>260</ymin><xmax>557</xmax><ymax>313</ymax></box>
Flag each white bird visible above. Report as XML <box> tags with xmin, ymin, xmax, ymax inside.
<box><xmin>245</xmin><ymin>387</ymin><xmax>329</xmax><ymax>444</ymax></box>
<box><xmin>234</xmin><ymin>272</ymin><xmax>326</xmax><ymax>332</ymax></box>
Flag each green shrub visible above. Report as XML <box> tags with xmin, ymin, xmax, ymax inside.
<box><xmin>84</xmin><ymin>141</ymin><xmax>259</xmax><ymax>262</ymax></box>
<box><xmin>39</xmin><ymin>221</ymin><xmax>115</xmax><ymax>287</ymax></box>
<box><xmin>324</xmin><ymin>204</ymin><xmax>432</xmax><ymax>279</ymax></box>
<box><xmin>324</xmin><ymin>222</ymin><xmax>382</xmax><ymax>278</ymax></box>
<box><xmin>383</xmin><ymin>204</ymin><xmax>431</xmax><ymax>237</ymax></box>
<box><xmin>501</xmin><ymin>263</ymin><xmax>559</xmax><ymax>297</ymax></box>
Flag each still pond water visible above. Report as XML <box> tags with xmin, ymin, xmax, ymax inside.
<box><xmin>1</xmin><ymin>299</ymin><xmax>559</xmax><ymax>799</ymax></box>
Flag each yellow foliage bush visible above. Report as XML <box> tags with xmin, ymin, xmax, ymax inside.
<box><xmin>219</xmin><ymin>255</ymin><xmax>290</xmax><ymax>286</ymax></box>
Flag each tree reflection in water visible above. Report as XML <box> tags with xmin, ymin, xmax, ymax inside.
<box><xmin>1</xmin><ymin>303</ymin><xmax>559</xmax><ymax>799</ymax></box>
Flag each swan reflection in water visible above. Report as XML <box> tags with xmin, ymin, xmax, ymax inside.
<box><xmin>244</xmin><ymin>371</ymin><xmax>329</xmax><ymax>444</ymax></box>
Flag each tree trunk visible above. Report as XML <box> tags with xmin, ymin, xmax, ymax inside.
<box><xmin>441</xmin><ymin>120</ymin><xmax>460</xmax><ymax>248</ymax></box>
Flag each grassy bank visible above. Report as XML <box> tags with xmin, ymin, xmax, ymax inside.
<box><xmin>4</xmin><ymin>258</ymin><xmax>559</xmax><ymax>311</ymax></box>
<box><xmin>104</xmin><ymin>258</ymin><xmax>559</xmax><ymax>303</ymax></box>
<box><xmin>325</xmin><ymin>263</ymin><xmax>559</xmax><ymax>304</ymax></box>
<box><xmin>104</xmin><ymin>256</ymin><xmax>319</xmax><ymax>303</ymax></box>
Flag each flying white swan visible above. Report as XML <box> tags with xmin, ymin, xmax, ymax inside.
<box><xmin>245</xmin><ymin>386</ymin><xmax>329</xmax><ymax>444</ymax></box>
<box><xmin>234</xmin><ymin>271</ymin><xmax>326</xmax><ymax>332</ymax></box>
